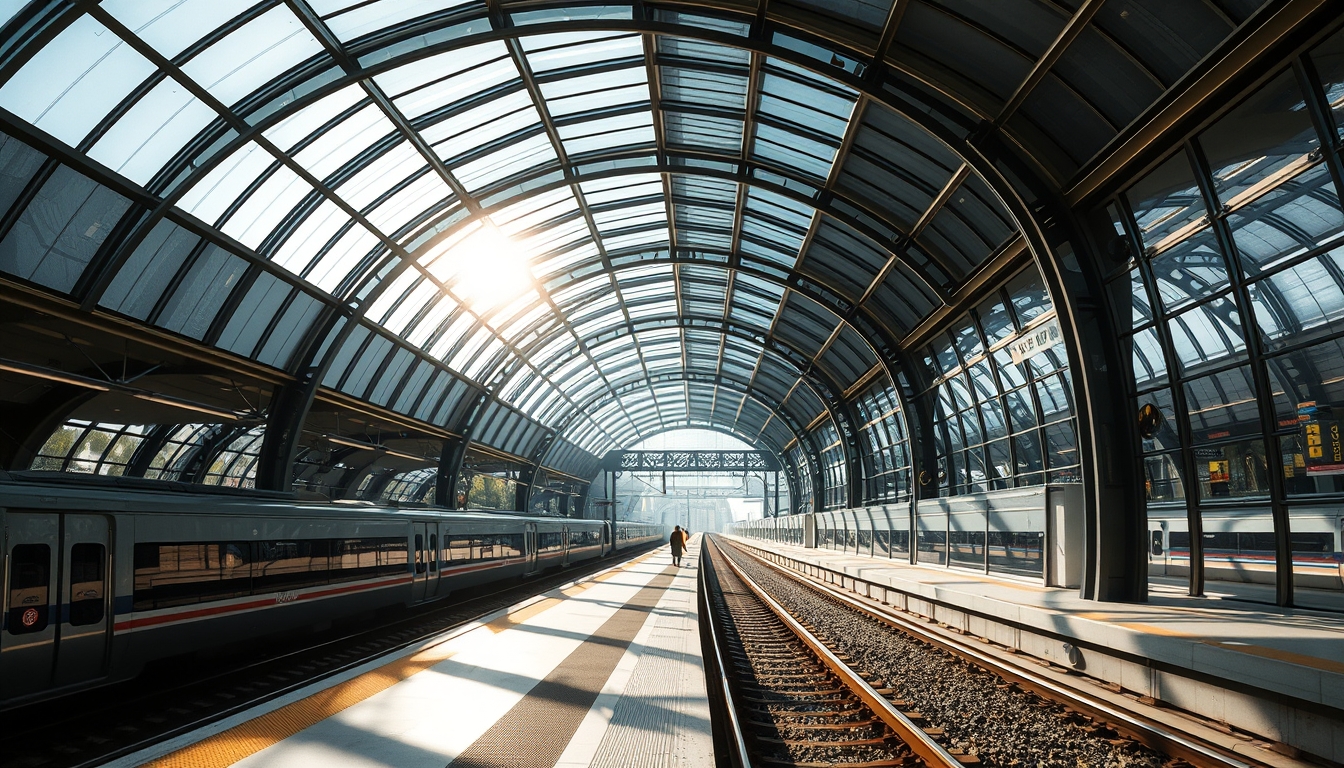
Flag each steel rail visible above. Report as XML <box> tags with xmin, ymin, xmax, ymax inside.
<box><xmin>725</xmin><ymin>540</ymin><xmax>1265</xmax><ymax>768</ymax></box>
<box><xmin>698</xmin><ymin>545</ymin><xmax>756</xmax><ymax>768</ymax></box>
<box><xmin>707</xmin><ymin>538</ymin><xmax>966</xmax><ymax>768</ymax></box>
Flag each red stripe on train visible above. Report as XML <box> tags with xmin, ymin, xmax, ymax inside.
<box><xmin>113</xmin><ymin>575</ymin><xmax>413</xmax><ymax>631</ymax></box>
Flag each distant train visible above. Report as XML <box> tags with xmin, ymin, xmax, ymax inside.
<box><xmin>1147</xmin><ymin>504</ymin><xmax>1344</xmax><ymax>590</ymax></box>
<box><xmin>0</xmin><ymin>477</ymin><xmax>665</xmax><ymax>707</ymax></box>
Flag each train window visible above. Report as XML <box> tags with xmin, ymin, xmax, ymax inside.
<box><xmin>133</xmin><ymin>542</ymin><xmax>252</xmax><ymax>611</ymax></box>
<box><xmin>539</xmin><ymin>532</ymin><xmax>564</xmax><ymax>552</ymax></box>
<box><xmin>428</xmin><ymin>535</ymin><xmax>437</xmax><ymax>572</ymax></box>
<box><xmin>7</xmin><ymin>544</ymin><xmax>49</xmax><ymax>635</ymax></box>
<box><xmin>132</xmin><ymin>537</ymin><xmax>407</xmax><ymax>610</ymax></box>
<box><xmin>331</xmin><ymin>538</ymin><xmax>409</xmax><ymax>582</ymax></box>
<box><xmin>446</xmin><ymin>536</ymin><xmax>473</xmax><ymax>562</ymax></box>
<box><xmin>1290</xmin><ymin>532</ymin><xmax>1334</xmax><ymax>553</ymax></box>
<box><xmin>68</xmin><ymin>543</ymin><xmax>105</xmax><ymax>626</ymax></box>
<box><xmin>414</xmin><ymin>534</ymin><xmax>426</xmax><ymax>574</ymax></box>
<box><xmin>252</xmin><ymin>540</ymin><xmax>334</xmax><ymax>593</ymax></box>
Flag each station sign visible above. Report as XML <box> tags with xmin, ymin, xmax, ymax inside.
<box><xmin>1009</xmin><ymin>317</ymin><xmax>1063</xmax><ymax>365</ymax></box>
<box><xmin>1303</xmin><ymin>418</ymin><xmax>1344</xmax><ymax>475</ymax></box>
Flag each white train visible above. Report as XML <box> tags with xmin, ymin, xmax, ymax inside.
<box><xmin>1146</xmin><ymin>504</ymin><xmax>1344</xmax><ymax>590</ymax></box>
<box><xmin>0</xmin><ymin>478</ymin><xmax>664</xmax><ymax>707</ymax></box>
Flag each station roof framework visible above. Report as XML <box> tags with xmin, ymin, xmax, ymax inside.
<box><xmin>0</xmin><ymin>0</ymin><xmax>1317</xmax><ymax>502</ymax></box>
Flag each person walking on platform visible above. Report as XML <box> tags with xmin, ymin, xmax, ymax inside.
<box><xmin>670</xmin><ymin>525</ymin><xmax>686</xmax><ymax>566</ymax></box>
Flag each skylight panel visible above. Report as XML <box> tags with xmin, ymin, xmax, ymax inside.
<box><xmin>365</xmin><ymin>172</ymin><xmax>452</xmax><ymax>236</ymax></box>
<box><xmin>103</xmin><ymin>0</ymin><xmax>246</xmax><ymax>60</ymax></box>
<box><xmin>663</xmin><ymin>112</ymin><xmax>743</xmax><ymax>152</ymax></box>
<box><xmin>552</xmin><ymin>275</ymin><xmax>606</xmax><ymax>307</ymax></box>
<box><xmin>317</xmin><ymin>0</ymin><xmax>482</xmax><ymax>43</ymax></box>
<box><xmin>176</xmin><ymin>141</ymin><xmax>275</xmax><ymax>226</ymax></box>
<box><xmin>271</xmin><ymin>200</ymin><xmax>348</xmax><ymax>273</ymax></box>
<box><xmin>367</xmin><ymin>268</ymin><xmax>422</xmax><ymax>325</ymax></box>
<box><xmin>580</xmin><ymin>174</ymin><xmax>663</xmax><ymax>204</ymax></box>
<box><xmin>592</xmin><ymin>202</ymin><xmax>666</xmax><ymax>232</ymax></box>
<box><xmin>333</xmin><ymin>141</ymin><xmax>425</xmax><ymax>209</ymax></box>
<box><xmin>221</xmin><ymin>164</ymin><xmax>314</xmax><ymax>249</ymax></box>
<box><xmin>540</xmin><ymin>71</ymin><xmax>649</xmax><ymax>121</ymax></box>
<box><xmin>0</xmin><ymin>14</ymin><xmax>156</xmax><ymax>147</ymax></box>
<box><xmin>292</xmin><ymin>104</ymin><xmax>396</xmax><ymax>180</ymax></box>
<box><xmin>499</xmin><ymin>300</ymin><xmax>554</xmax><ymax>343</ymax></box>
<box><xmin>375</xmin><ymin>41</ymin><xmax>513</xmax><ymax>104</ymax></box>
<box><xmin>448</xmin><ymin>325</ymin><xmax>493</xmax><ymax>373</ymax></box>
<box><xmin>305</xmin><ymin>223</ymin><xmax>381</xmax><ymax>293</ymax></box>
<box><xmin>486</xmin><ymin>289</ymin><xmax>540</xmax><ymax>330</ymax></box>
<box><xmin>88</xmin><ymin>76</ymin><xmax>219</xmax><ymax>185</ymax></box>
<box><xmin>424</xmin><ymin>91</ymin><xmax>541</xmax><ymax>162</ymax></box>
<box><xmin>428</xmin><ymin>310</ymin><xmax>478</xmax><ymax>359</ymax></box>
<box><xmin>463</xmin><ymin>337</ymin><xmax>506</xmax><ymax>380</ymax></box>
<box><xmin>405</xmin><ymin>293</ymin><xmax>457</xmax><ymax>347</ymax></box>
<box><xmin>660</xmin><ymin>66</ymin><xmax>749</xmax><ymax>109</ymax></box>
<box><xmin>419</xmin><ymin>220</ymin><xmax>480</xmax><ymax>280</ymax></box>
<box><xmin>534</xmin><ymin>241</ymin><xmax>600</xmax><ymax>279</ymax></box>
<box><xmin>492</xmin><ymin>187</ymin><xmax>579</xmax><ymax>234</ymax></box>
<box><xmin>520</xmin><ymin>32</ymin><xmax>642</xmax><ymax>72</ymax></box>
<box><xmin>262</xmin><ymin>84</ymin><xmax>366</xmax><ymax>151</ymax></box>
<box><xmin>759</xmin><ymin>79</ymin><xmax>853</xmax><ymax>138</ymax></box>
<box><xmin>453</xmin><ymin>132</ymin><xmax>557</xmax><ymax>191</ymax></box>
<box><xmin>515</xmin><ymin>216</ymin><xmax>589</xmax><ymax>257</ymax></box>
<box><xmin>181</xmin><ymin>5</ymin><xmax>322</xmax><ymax>108</ymax></box>
<box><xmin>603</xmin><ymin>227</ymin><xmax>668</xmax><ymax>252</ymax></box>
<box><xmin>753</xmin><ymin>123</ymin><xmax>838</xmax><ymax>178</ymax></box>
<box><xmin>559</xmin><ymin>113</ymin><xmax>655</xmax><ymax>156</ymax></box>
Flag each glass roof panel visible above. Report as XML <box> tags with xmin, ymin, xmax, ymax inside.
<box><xmin>521</xmin><ymin>32</ymin><xmax>643</xmax><ymax>73</ymax></box>
<box><xmin>317</xmin><ymin>0</ymin><xmax>483</xmax><ymax>43</ymax></box>
<box><xmin>0</xmin><ymin>14</ymin><xmax>157</xmax><ymax>146</ymax></box>
<box><xmin>88</xmin><ymin>76</ymin><xmax>220</xmax><ymax>185</ymax></box>
<box><xmin>181</xmin><ymin>5</ymin><xmax>323</xmax><ymax>108</ymax></box>
<box><xmin>0</xmin><ymin>7</ymin><xmax>1053</xmax><ymax>467</ymax></box>
<box><xmin>104</xmin><ymin>0</ymin><xmax>250</xmax><ymax>59</ymax></box>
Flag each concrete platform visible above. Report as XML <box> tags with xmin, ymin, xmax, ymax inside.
<box><xmin>115</xmin><ymin>538</ymin><xmax>712</xmax><ymax>768</ymax></box>
<box><xmin>724</xmin><ymin>534</ymin><xmax>1344</xmax><ymax>764</ymax></box>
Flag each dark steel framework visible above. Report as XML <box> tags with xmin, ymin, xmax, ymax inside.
<box><xmin>0</xmin><ymin>0</ymin><xmax>1332</xmax><ymax>604</ymax></box>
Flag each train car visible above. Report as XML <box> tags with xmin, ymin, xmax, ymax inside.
<box><xmin>1147</xmin><ymin>504</ymin><xmax>1344</xmax><ymax>590</ymax></box>
<box><xmin>0</xmin><ymin>477</ymin><xmax>663</xmax><ymax>708</ymax></box>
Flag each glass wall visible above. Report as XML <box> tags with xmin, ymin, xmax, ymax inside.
<box><xmin>814</xmin><ymin>419</ymin><xmax>848</xmax><ymax>510</ymax></box>
<box><xmin>918</xmin><ymin>266</ymin><xmax>1081</xmax><ymax>496</ymax></box>
<box><xmin>1100</xmin><ymin>29</ymin><xmax>1344</xmax><ymax>610</ymax></box>
<box><xmin>854</xmin><ymin>382</ymin><xmax>913</xmax><ymax>502</ymax></box>
<box><xmin>786</xmin><ymin>442</ymin><xmax>814</xmax><ymax>513</ymax></box>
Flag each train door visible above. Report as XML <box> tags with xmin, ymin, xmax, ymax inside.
<box><xmin>424</xmin><ymin>523</ymin><xmax>441</xmax><ymax>600</ymax></box>
<box><xmin>53</xmin><ymin>514</ymin><xmax>111</xmax><ymax>687</ymax></box>
<box><xmin>411</xmin><ymin>523</ymin><xmax>430</xmax><ymax>603</ymax></box>
<box><xmin>2</xmin><ymin>512</ymin><xmax>58</xmax><ymax>700</ymax></box>
<box><xmin>2</xmin><ymin>512</ymin><xmax>112</xmax><ymax>700</ymax></box>
<box><xmin>560</xmin><ymin>526</ymin><xmax>571</xmax><ymax>566</ymax></box>
<box><xmin>524</xmin><ymin>523</ymin><xmax>540</xmax><ymax>576</ymax></box>
<box><xmin>1148</xmin><ymin>521</ymin><xmax>1168</xmax><ymax>576</ymax></box>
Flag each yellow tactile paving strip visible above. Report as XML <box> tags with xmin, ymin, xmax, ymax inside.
<box><xmin>139</xmin><ymin>547</ymin><xmax>668</xmax><ymax>768</ymax></box>
<box><xmin>140</xmin><ymin>642</ymin><xmax>458</xmax><ymax>768</ymax></box>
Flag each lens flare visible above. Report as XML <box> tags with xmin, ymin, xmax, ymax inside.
<box><xmin>447</xmin><ymin>226</ymin><xmax>532</xmax><ymax>311</ymax></box>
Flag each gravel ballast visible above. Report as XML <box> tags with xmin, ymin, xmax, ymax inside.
<box><xmin>721</xmin><ymin>542</ymin><xmax>1167</xmax><ymax>768</ymax></box>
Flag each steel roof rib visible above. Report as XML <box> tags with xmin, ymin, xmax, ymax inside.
<box><xmin>4</xmin><ymin>0</ymin><xmax>1152</xmax><ymax>493</ymax></box>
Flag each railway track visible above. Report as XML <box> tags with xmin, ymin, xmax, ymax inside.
<box><xmin>2</xmin><ymin>544</ymin><xmax>660</xmax><ymax>768</ymax></box>
<box><xmin>701</xmin><ymin>537</ymin><xmax>966</xmax><ymax>768</ymax></box>
<box><xmin>704</xmin><ymin>536</ymin><xmax>1270</xmax><ymax>768</ymax></box>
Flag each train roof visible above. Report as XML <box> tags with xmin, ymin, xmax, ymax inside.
<box><xmin>0</xmin><ymin>472</ymin><xmax>614</xmax><ymax>527</ymax></box>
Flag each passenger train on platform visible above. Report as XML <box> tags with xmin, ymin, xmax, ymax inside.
<box><xmin>0</xmin><ymin>476</ymin><xmax>664</xmax><ymax>706</ymax></box>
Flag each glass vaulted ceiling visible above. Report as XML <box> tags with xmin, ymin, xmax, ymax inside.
<box><xmin>0</xmin><ymin>0</ymin><xmax>1022</xmax><ymax>465</ymax></box>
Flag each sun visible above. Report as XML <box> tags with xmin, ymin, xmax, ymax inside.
<box><xmin>447</xmin><ymin>225</ymin><xmax>532</xmax><ymax>312</ymax></box>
